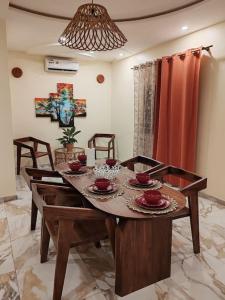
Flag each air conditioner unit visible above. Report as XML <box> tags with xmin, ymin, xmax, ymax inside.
<box><xmin>45</xmin><ymin>57</ymin><xmax>79</xmax><ymax>73</ymax></box>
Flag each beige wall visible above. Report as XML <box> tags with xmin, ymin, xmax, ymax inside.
<box><xmin>0</xmin><ymin>18</ymin><xmax>16</xmax><ymax>198</ymax></box>
<box><xmin>8</xmin><ymin>52</ymin><xmax>112</xmax><ymax>165</ymax></box>
<box><xmin>111</xmin><ymin>21</ymin><xmax>225</xmax><ymax>200</ymax></box>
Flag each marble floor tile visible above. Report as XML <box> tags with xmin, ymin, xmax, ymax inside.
<box><xmin>0</xmin><ymin>271</ymin><xmax>20</xmax><ymax>300</ymax></box>
<box><xmin>0</xmin><ymin>204</ymin><xmax>6</xmax><ymax>220</ymax></box>
<box><xmin>0</xmin><ymin>218</ymin><xmax>15</xmax><ymax>276</ymax></box>
<box><xmin>0</xmin><ymin>174</ymin><xmax>225</xmax><ymax>299</ymax></box>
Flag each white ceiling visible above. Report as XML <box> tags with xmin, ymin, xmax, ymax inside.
<box><xmin>7</xmin><ymin>0</ymin><xmax>225</xmax><ymax>62</ymax></box>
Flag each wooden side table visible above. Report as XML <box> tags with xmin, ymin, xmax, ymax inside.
<box><xmin>55</xmin><ymin>147</ymin><xmax>85</xmax><ymax>165</ymax></box>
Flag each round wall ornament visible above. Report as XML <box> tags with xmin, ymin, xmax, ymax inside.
<box><xmin>12</xmin><ymin>67</ymin><xmax>23</xmax><ymax>78</ymax></box>
<box><xmin>97</xmin><ymin>74</ymin><xmax>105</xmax><ymax>84</ymax></box>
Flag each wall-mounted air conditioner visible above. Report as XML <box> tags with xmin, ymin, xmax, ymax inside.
<box><xmin>45</xmin><ymin>57</ymin><xmax>79</xmax><ymax>73</ymax></box>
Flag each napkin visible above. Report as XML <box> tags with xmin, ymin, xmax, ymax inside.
<box><xmin>85</xmin><ymin>148</ymin><xmax>95</xmax><ymax>167</ymax></box>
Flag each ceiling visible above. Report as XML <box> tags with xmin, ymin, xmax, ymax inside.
<box><xmin>7</xmin><ymin>0</ymin><xmax>225</xmax><ymax>62</ymax></box>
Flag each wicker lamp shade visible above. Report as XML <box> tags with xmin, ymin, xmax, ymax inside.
<box><xmin>58</xmin><ymin>3</ymin><xmax>127</xmax><ymax>51</ymax></box>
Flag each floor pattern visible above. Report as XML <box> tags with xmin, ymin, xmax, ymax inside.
<box><xmin>0</xmin><ymin>175</ymin><xmax>225</xmax><ymax>299</ymax></box>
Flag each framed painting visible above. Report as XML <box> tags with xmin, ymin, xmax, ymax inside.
<box><xmin>57</xmin><ymin>83</ymin><xmax>75</xmax><ymax>127</ymax></box>
<box><xmin>49</xmin><ymin>93</ymin><xmax>59</xmax><ymax>121</ymax></box>
<box><xmin>74</xmin><ymin>99</ymin><xmax>87</xmax><ymax>117</ymax></box>
<box><xmin>57</xmin><ymin>83</ymin><xmax>73</xmax><ymax>99</ymax></box>
<box><xmin>35</xmin><ymin>98</ymin><xmax>51</xmax><ymax>117</ymax></box>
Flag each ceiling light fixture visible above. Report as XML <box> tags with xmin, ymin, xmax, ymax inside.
<box><xmin>58</xmin><ymin>0</ymin><xmax>127</xmax><ymax>51</ymax></box>
<box><xmin>181</xmin><ymin>25</ymin><xmax>188</xmax><ymax>30</ymax></box>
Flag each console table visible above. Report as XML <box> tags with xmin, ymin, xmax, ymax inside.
<box><xmin>54</xmin><ymin>147</ymin><xmax>85</xmax><ymax>165</ymax></box>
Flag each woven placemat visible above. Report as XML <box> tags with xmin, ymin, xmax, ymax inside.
<box><xmin>123</xmin><ymin>179</ymin><xmax>162</xmax><ymax>191</ymax></box>
<box><xmin>81</xmin><ymin>185</ymin><xmax>124</xmax><ymax>200</ymax></box>
<box><xmin>60</xmin><ymin>168</ymin><xmax>91</xmax><ymax>177</ymax></box>
<box><xmin>126</xmin><ymin>194</ymin><xmax>178</xmax><ymax>215</ymax></box>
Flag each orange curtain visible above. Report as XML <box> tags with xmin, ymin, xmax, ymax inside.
<box><xmin>153</xmin><ymin>49</ymin><xmax>202</xmax><ymax>175</ymax></box>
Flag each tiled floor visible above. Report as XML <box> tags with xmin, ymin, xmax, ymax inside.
<box><xmin>0</xmin><ymin>175</ymin><xmax>225</xmax><ymax>299</ymax></box>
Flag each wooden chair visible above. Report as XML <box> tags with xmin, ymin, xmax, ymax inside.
<box><xmin>32</xmin><ymin>183</ymin><xmax>108</xmax><ymax>300</ymax></box>
<box><xmin>14</xmin><ymin>137</ymin><xmax>54</xmax><ymax>175</ymax></box>
<box><xmin>25</xmin><ymin>167</ymin><xmax>81</xmax><ymax>231</ymax></box>
<box><xmin>88</xmin><ymin>133</ymin><xmax>115</xmax><ymax>159</ymax></box>
<box><xmin>147</xmin><ymin>165</ymin><xmax>207</xmax><ymax>254</ymax></box>
<box><xmin>121</xmin><ymin>155</ymin><xmax>164</xmax><ymax>173</ymax></box>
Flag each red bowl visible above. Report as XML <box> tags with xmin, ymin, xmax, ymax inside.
<box><xmin>68</xmin><ymin>162</ymin><xmax>82</xmax><ymax>171</ymax></box>
<box><xmin>144</xmin><ymin>190</ymin><xmax>162</xmax><ymax>205</ymax></box>
<box><xmin>78</xmin><ymin>154</ymin><xmax>87</xmax><ymax>163</ymax></box>
<box><xmin>136</xmin><ymin>173</ymin><xmax>150</xmax><ymax>184</ymax></box>
<box><xmin>106</xmin><ymin>159</ymin><xmax>117</xmax><ymax>168</ymax></box>
<box><xmin>95</xmin><ymin>178</ymin><xmax>111</xmax><ymax>190</ymax></box>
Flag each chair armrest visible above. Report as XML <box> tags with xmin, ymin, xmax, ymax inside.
<box><xmin>30</xmin><ymin>137</ymin><xmax>50</xmax><ymax>146</ymax></box>
<box><xmin>25</xmin><ymin>168</ymin><xmax>61</xmax><ymax>178</ymax></box>
<box><xmin>121</xmin><ymin>156</ymin><xmax>138</xmax><ymax>167</ymax></box>
<box><xmin>43</xmin><ymin>206</ymin><xmax>107</xmax><ymax>222</ymax></box>
<box><xmin>108</xmin><ymin>136</ymin><xmax>115</xmax><ymax>148</ymax></box>
<box><xmin>30</xmin><ymin>180</ymin><xmax>70</xmax><ymax>188</ymax></box>
<box><xmin>180</xmin><ymin>178</ymin><xmax>207</xmax><ymax>196</ymax></box>
<box><xmin>33</xmin><ymin>182</ymin><xmax>77</xmax><ymax>195</ymax></box>
<box><xmin>13</xmin><ymin>141</ymin><xmax>33</xmax><ymax>151</ymax></box>
<box><xmin>146</xmin><ymin>165</ymin><xmax>169</xmax><ymax>179</ymax></box>
<box><xmin>149</xmin><ymin>165</ymin><xmax>207</xmax><ymax>195</ymax></box>
<box><xmin>88</xmin><ymin>135</ymin><xmax>96</xmax><ymax>148</ymax></box>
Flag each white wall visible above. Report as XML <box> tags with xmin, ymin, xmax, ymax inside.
<box><xmin>0</xmin><ymin>18</ymin><xmax>16</xmax><ymax>198</ymax></box>
<box><xmin>9</xmin><ymin>51</ymin><xmax>112</xmax><ymax>165</ymax></box>
<box><xmin>112</xmin><ymin>21</ymin><xmax>225</xmax><ymax>200</ymax></box>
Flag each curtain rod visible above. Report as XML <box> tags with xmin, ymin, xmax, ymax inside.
<box><xmin>131</xmin><ymin>45</ymin><xmax>213</xmax><ymax>70</ymax></box>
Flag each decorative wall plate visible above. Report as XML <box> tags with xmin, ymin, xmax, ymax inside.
<box><xmin>12</xmin><ymin>67</ymin><xmax>23</xmax><ymax>78</ymax></box>
<box><xmin>97</xmin><ymin>74</ymin><xmax>105</xmax><ymax>84</ymax></box>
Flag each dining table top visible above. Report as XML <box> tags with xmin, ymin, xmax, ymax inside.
<box><xmin>56</xmin><ymin>162</ymin><xmax>186</xmax><ymax>219</ymax></box>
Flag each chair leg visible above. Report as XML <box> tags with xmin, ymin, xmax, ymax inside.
<box><xmin>105</xmin><ymin>217</ymin><xmax>117</xmax><ymax>258</ymax></box>
<box><xmin>112</xmin><ymin>145</ymin><xmax>115</xmax><ymax>160</ymax></box>
<box><xmin>31</xmin><ymin>199</ymin><xmax>38</xmax><ymax>230</ymax></box>
<box><xmin>40</xmin><ymin>219</ymin><xmax>50</xmax><ymax>263</ymax></box>
<box><xmin>16</xmin><ymin>146</ymin><xmax>22</xmax><ymax>175</ymax></box>
<box><xmin>94</xmin><ymin>241</ymin><xmax>101</xmax><ymax>248</ymax></box>
<box><xmin>47</xmin><ymin>145</ymin><xmax>55</xmax><ymax>170</ymax></box>
<box><xmin>188</xmin><ymin>193</ymin><xmax>200</xmax><ymax>254</ymax></box>
<box><xmin>53</xmin><ymin>220</ymin><xmax>72</xmax><ymax>300</ymax></box>
<box><xmin>31</xmin><ymin>149</ymin><xmax>38</xmax><ymax>169</ymax></box>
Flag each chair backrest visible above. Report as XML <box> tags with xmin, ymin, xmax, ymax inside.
<box><xmin>14</xmin><ymin>137</ymin><xmax>50</xmax><ymax>148</ymax></box>
<box><xmin>94</xmin><ymin>133</ymin><xmax>115</xmax><ymax>139</ymax></box>
<box><xmin>148</xmin><ymin>165</ymin><xmax>207</xmax><ymax>196</ymax></box>
<box><xmin>121</xmin><ymin>155</ymin><xmax>164</xmax><ymax>173</ymax></box>
<box><xmin>88</xmin><ymin>133</ymin><xmax>115</xmax><ymax>148</ymax></box>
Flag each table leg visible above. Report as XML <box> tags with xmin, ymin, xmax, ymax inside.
<box><xmin>115</xmin><ymin>217</ymin><xmax>172</xmax><ymax>297</ymax></box>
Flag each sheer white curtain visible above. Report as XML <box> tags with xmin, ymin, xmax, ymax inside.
<box><xmin>133</xmin><ymin>62</ymin><xmax>157</xmax><ymax>157</ymax></box>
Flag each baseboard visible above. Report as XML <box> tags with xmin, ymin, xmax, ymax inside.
<box><xmin>0</xmin><ymin>194</ymin><xmax>17</xmax><ymax>203</ymax></box>
<box><xmin>200</xmin><ymin>192</ymin><xmax>225</xmax><ymax>206</ymax></box>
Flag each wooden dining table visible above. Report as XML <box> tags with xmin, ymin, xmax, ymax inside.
<box><xmin>56</xmin><ymin>163</ymin><xmax>186</xmax><ymax>297</ymax></box>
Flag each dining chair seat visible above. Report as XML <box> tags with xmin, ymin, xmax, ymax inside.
<box><xmin>95</xmin><ymin>146</ymin><xmax>114</xmax><ymax>151</ymax></box>
<box><xmin>22</xmin><ymin>151</ymin><xmax>48</xmax><ymax>158</ymax></box>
